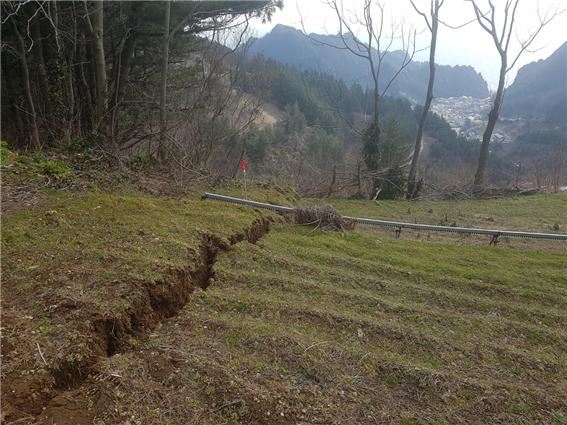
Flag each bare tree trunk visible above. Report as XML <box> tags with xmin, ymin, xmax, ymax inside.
<box><xmin>92</xmin><ymin>0</ymin><xmax>107</xmax><ymax>133</ymax></box>
<box><xmin>311</xmin><ymin>0</ymin><xmax>417</xmax><ymax>195</ymax></box>
<box><xmin>78</xmin><ymin>30</ymin><xmax>94</xmax><ymax>132</ymax></box>
<box><xmin>327</xmin><ymin>164</ymin><xmax>337</xmax><ymax>198</ymax></box>
<box><xmin>64</xmin><ymin>68</ymin><xmax>75</xmax><ymax>144</ymax></box>
<box><xmin>64</xmin><ymin>3</ymin><xmax>78</xmax><ymax>144</ymax></box>
<box><xmin>467</xmin><ymin>0</ymin><xmax>559</xmax><ymax>188</ymax></box>
<box><xmin>372</xmin><ymin>86</ymin><xmax>380</xmax><ymax>124</ymax></box>
<box><xmin>109</xmin><ymin>35</ymin><xmax>138</xmax><ymax>139</ymax></box>
<box><xmin>32</xmin><ymin>17</ymin><xmax>50</xmax><ymax>117</ymax></box>
<box><xmin>158</xmin><ymin>0</ymin><xmax>171</xmax><ymax>163</ymax></box>
<box><xmin>407</xmin><ymin>0</ymin><xmax>441</xmax><ymax>199</ymax></box>
<box><xmin>12</xmin><ymin>20</ymin><xmax>41</xmax><ymax>150</ymax></box>
<box><xmin>109</xmin><ymin>3</ymin><xmax>141</xmax><ymax>143</ymax></box>
<box><xmin>51</xmin><ymin>1</ymin><xmax>62</xmax><ymax>54</ymax></box>
<box><xmin>474</xmin><ymin>60</ymin><xmax>506</xmax><ymax>187</ymax></box>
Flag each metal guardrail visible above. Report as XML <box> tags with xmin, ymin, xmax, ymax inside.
<box><xmin>202</xmin><ymin>192</ymin><xmax>567</xmax><ymax>241</ymax></box>
<box><xmin>203</xmin><ymin>192</ymin><xmax>294</xmax><ymax>213</ymax></box>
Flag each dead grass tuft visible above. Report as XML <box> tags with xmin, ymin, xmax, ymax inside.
<box><xmin>294</xmin><ymin>205</ymin><xmax>354</xmax><ymax>232</ymax></box>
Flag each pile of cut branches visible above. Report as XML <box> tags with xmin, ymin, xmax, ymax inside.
<box><xmin>294</xmin><ymin>205</ymin><xmax>354</xmax><ymax>232</ymax></box>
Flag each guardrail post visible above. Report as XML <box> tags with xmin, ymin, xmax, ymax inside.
<box><xmin>395</xmin><ymin>227</ymin><xmax>402</xmax><ymax>239</ymax></box>
<box><xmin>489</xmin><ymin>232</ymin><xmax>501</xmax><ymax>246</ymax></box>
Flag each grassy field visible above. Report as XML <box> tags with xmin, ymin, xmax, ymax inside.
<box><xmin>301</xmin><ymin>195</ymin><xmax>567</xmax><ymax>253</ymax></box>
<box><xmin>324</xmin><ymin>194</ymin><xmax>567</xmax><ymax>233</ymax></box>
<box><xmin>2</xmin><ymin>175</ymin><xmax>566</xmax><ymax>424</ymax></box>
<box><xmin>64</xmin><ymin>224</ymin><xmax>565</xmax><ymax>425</ymax></box>
<box><xmin>0</xmin><ymin>181</ymin><xmax>291</xmax><ymax>423</ymax></box>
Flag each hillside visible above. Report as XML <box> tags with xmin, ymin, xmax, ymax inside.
<box><xmin>2</xmin><ymin>149</ymin><xmax>566</xmax><ymax>424</ymax></box>
<box><xmin>237</xmin><ymin>54</ymin><xmax>475</xmax><ymax>196</ymax></box>
<box><xmin>502</xmin><ymin>42</ymin><xmax>567</xmax><ymax>124</ymax></box>
<box><xmin>3</xmin><ymin>1</ymin><xmax>567</xmax><ymax>422</ymax></box>
<box><xmin>248</xmin><ymin>25</ymin><xmax>490</xmax><ymax>102</ymax></box>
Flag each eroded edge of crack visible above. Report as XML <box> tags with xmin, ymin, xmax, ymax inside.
<box><xmin>49</xmin><ymin>216</ymin><xmax>274</xmax><ymax>391</ymax></box>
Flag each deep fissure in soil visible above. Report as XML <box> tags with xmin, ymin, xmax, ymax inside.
<box><xmin>49</xmin><ymin>217</ymin><xmax>272</xmax><ymax>390</ymax></box>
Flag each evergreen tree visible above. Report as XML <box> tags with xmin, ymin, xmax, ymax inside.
<box><xmin>363</xmin><ymin>119</ymin><xmax>410</xmax><ymax>199</ymax></box>
<box><xmin>284</xmin><ymin>102</ymin><xmax>306</xmax><ymax>135</ymax></box>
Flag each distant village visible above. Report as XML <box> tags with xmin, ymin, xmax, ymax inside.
<box><xmin>431</xmin><ymin>96</ymin><xmax>520</xmax><ymax>143</ymax></box>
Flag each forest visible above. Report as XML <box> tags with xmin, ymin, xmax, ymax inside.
<box><xmin>1</xmin><ymin>0</ymin><xmax>564</xmax><ymax>197</ymax></box>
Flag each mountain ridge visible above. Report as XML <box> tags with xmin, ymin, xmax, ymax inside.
<box><xmin>248</xmin><ymin>24</ymin><xmax>490</xmax><ymax>102</ymax></box>
<box><xmin>502</xmin><ymin>41</ymin><xmax>567</xmax><ymax>124</ymax></box>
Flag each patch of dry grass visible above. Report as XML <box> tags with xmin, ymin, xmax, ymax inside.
<box><xmin>294</xmin><ymin>205</ymin><xmax>354</xmax><ymax>232</ymax></box>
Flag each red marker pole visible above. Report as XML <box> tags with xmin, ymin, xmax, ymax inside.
<box><xmin>240</xmin><ymin>159</ymin><xmax>247</xmax><ymax>199</ymax></box>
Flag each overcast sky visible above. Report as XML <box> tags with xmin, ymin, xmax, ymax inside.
<box><xmin>249</xmin><ymin>0</ymin><xmax>567</xmax><ymax>89</ymax></box>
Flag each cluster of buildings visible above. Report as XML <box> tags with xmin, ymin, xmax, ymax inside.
<box><xmin>431</xmin><ymin>96</ymin><xmax>515</xmax><ymax>143</ymax></box>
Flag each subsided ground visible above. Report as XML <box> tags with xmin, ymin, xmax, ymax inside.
<box><xmin>1</xmin><ymin>164</ymin><xmax>566</xmax><ymax>424</ymax></box>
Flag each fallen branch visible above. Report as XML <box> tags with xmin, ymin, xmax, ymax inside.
<box><xmin>36</xmin><ymin>342</ymin><xmax>47</xmax><ymax>366</ymax></box>
<box><xmin>211</xmin><ymin>399</ymin><xmax>243</xmax><ymax>413</ymax></box>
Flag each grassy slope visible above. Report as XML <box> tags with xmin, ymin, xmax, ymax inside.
<box><xmin>306</xmin><ymin>195</ymin><xmax>567</xmax><ymax>253</ymax></box>
<box><xmin>39</xmin><ymin>206</ymin><xmax>567</xmax><ymax>424</ymax></box>
<box><xmin>1</xmin><ymin>180</ymin><xmax>292</xmax><ymax>422</ymax></box>
<box><xmin>2</xmin><ymin>160</ymin><xmax>566</xmax><ymax>424</ymax></box>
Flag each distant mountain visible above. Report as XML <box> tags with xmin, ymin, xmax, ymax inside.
<box><xmin>248</xmin><ymin>25</ymin><xmax>490</xmax><ymax>102</ymax></box>
<box><xmin>502</xmin><ymin>42</ymin><xmax>567</xmax><ymax>124</ymax></box>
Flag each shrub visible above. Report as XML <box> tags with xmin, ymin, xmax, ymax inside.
<box><xmin>128</xmin><ymin>154</ymin><xmax>154</xmax><ymax>171</ymax></box>
<box><xmin>37</xmin><ymin>160</ymin><xmax>71</xmax><ymax>178</ymax></box>
<box><xmin>0</xmin><ymin>141</ymin><xmax>15</xmax><ymax>166</ymax></box>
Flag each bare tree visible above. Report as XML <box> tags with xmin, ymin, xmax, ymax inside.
<box><xmin>83</xmin><ymin>0</ymin><xmax>107</xmax><ymax>132</ymax></box>
<box><xmin>315</xmin><ymin>0</ymin><xmax>418</xmax><ymax>125</ymax></box>
<box><xmin>31</xmin><ymin>10</ymin><xmax>50</xmax><ymax>116</ymax></box>
<box><xmin>467</xmin><ymin>0</ymin><xmax>562</xmax><ymax>187</ymax></box>
<box><xmin>11</xmin><ymin>18</ymin><xmax>41</xmax><ymax>149</ymax></box>
<box><xmin>406</xmin><ymin>0</ymin><xmax>444</xmax><ymax>199</ymax></box>
<box><xmin>301</xmin><ymin>0</ymin><xmax>418</xmax><ymax>197</ymax></box>
<box><xmin>158</xmin><ymin>0</ymin><xmax>172</xmax><ymax>163</ymax></box>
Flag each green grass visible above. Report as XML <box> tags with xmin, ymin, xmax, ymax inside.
<box><xmin>319</xmin><ymin>194</ymin><xmax>567</xmax><ymax>233</ymax></box>
<box><xmin>3</xmin><ymin>181</ymin><xmax>566</xmax><ymax>424</ymax></box>
<box><xmin>1</xmin><ymin>186</ymin><xmax>289</xmax><ymax>416</ymax></box>
<box><xmin>91</xmin><ymin>222</ymin><xmax>567</xmax><ymax>424</ymax></box>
